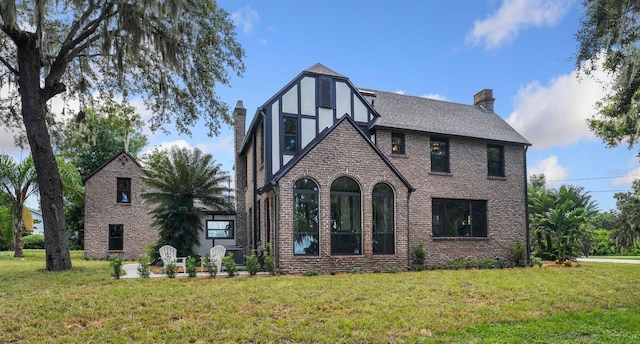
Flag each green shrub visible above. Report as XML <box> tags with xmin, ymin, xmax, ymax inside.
<box><xmin>263</xmin><ymin>244</ymin><xmax>276</xmax><ymax>275</ymax></box>
<box><xmin>222</xmin><ymin>253</ymin><xmax>237</xmax><ymax>277</ymax></box>
<box><xmin>137</xmin><ymin>245</ymin><xmax>152</xmax><ymax>278</ymax></box>
<box><xmin>110</xmin><ymin>256</ymin><xmax>124</xmax><ymax>279</ymax></box>
<box><xmin>412</xmin><ymin>240</ymin><xmax>426</xmax><ymax>271</ymax></box>
<box><xmin>202</xmin><ymin>254</ymin><xmax>218</xmax><ymax>278</ymax></box>
<box><xmin>245</xmin><ymin>254</ymin><xmax>259</xmax><ymax>276</ymax></box>
<box><xmin>22</xmin><ymin>234</ymin><xmax>45</xmax><ymax>249</ymax></box>
<box><xmin>348</xmin><ymin>267</ymin><xmax>362</xmax><ymax>274</ymax></box>
<box><xmin>479</xmin><ymin>258</ymin><xmax>497</xmax><ymax>269</ymax></box>
<box><xmin>448</xmin><ymin>259</ymin><xmax>465</xmax><ymax>270</ymax></box>
<box><xmin>510</xmin><ymin>240</ymin><xmax>527</xmax><ymax>267</ymax></box>
<box><xmin>389</xmin><ymin>266</ymin><xmax>401</xmax><ymax>274</ymax></box>
<box><xmin>302</xmin><ymin>269</ymin><xmax>319</xmax><ymax>277</ymax></box>
<box><xmin>186</xmin><ymin>256</ymin><xmax>197</xmax><ymax>277</ymax></box>
<box><xmin>164</xmin><ymin>261</ymin><xmax>177</xmax><ymax>278</ymax></box>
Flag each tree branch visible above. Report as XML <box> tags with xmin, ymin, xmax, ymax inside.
<box><xmin>0</xmin><ymin>55</ymin><xmax>18</xmax><ymax>76</ymax></box>
<box><xmin>46</xmin><ymin>2</ymin><xmax>115</xmax><ymax>90</ymax></box>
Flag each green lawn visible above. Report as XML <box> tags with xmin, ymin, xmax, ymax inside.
<box><xmin>1</xmin><ymin>250</ymin><xmax>639</xmax><ymax>343</ymax></box>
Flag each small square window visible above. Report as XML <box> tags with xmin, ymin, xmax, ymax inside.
<box><xmin>117</xmin><ymin>178</ymin><xmax>131</xmax><ymax>203</ymax></box>
<box><xmin>391</xmin><ymin>133</ymin><xmax>405</xmax><ymax>154</ymax></box>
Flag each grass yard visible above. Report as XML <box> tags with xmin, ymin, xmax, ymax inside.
<box><xmin>1</xmin><ymin>250</ymin><xmax>639</xmax><ymax>343</ymax></box>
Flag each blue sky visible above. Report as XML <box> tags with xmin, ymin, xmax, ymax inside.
<box><xmin>2</xmin><ymin>0</ymin><xmax>639</xmax><ymax>211</ymax></box>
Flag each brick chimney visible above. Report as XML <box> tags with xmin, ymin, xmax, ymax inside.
<box><xmin>233</xmin><ymin>100</ymin><xmax>247</xmax><ymax>250</ymax></box>
<box><xmin>473</xmin><ymin>89</ymin><xmax>494</xmax><ymax>112</ymax></box>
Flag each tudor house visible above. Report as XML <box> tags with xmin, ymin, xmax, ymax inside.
<box><xmin>234</xmin><ymin>63</ymin><xmax>530</xmax><ymax>274</ymax></box>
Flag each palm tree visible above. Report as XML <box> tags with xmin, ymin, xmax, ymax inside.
<box><xmin>0</xmin><ymin>155</ymin><xmax>38</xmax><ymax>257</ymax></box>
<box><xmin>141</xmin><ymin>147</ymin><xmax>232</xmax><ymax>258</ymax></box>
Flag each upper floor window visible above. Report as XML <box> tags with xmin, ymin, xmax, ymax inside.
<box><xmin>372</xmin><ymin>183</ymin><xmax>394</xmax><ymax>254</ymax></box>
<box><xmin>293</xmin><ymin>178</ymin><xmax>319</xmax><ymax>255</ymax></box>
<box><xmin>319</xmin><ymin>76</ymin><xmax>335</xmax><ymax>109</ymax></box>
<box><xmin>117</xmin><ymin>178</ymin><xmax>131</xmax><ymax>203</ymax></box>
<box><xmin>487</xmin><ymin>144</ymin><xmax>505</xmax><ymax>177</ymax></box>
<box><xmin>430</xmin><ymin>138</ymin><xmax>449</xmax><ymax>173</ymax></box>
<box><xmin>330</xmin><ymin>177</ymin><xmax>361</xmax><ymax>255</ymax></box>
<box><xmin>432</xmin><ymin>198</ymin><xmax>487</xmax><ymax>237</ymax></box>
<box><xmin>283</xmin><ymin>117</ymin><xmax>298</xmax><ymax>153</ymax></box>
<box><xmin>391</xmin><ymin>133</ymin><xmax>405</xmax><ymax>154</ymax></box>
<box><xmin>108</xmin><ymin>224</ymin><xmax>124</xmax><ymax>250</ymax></box>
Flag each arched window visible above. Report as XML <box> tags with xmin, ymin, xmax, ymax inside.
<box><xmin>293</xmin><ymin>178</ymin><xmax>319</xmax><ymax>255</ymax></box>
<box><xmin>330</xmin><ymin>177</ymin><xmax>361</xmax><ymax>255</ymax></box>
<box><xmin>372</xmin><ymin>183</ymin><xmax>394</xmax><ymax>254</ymax></box>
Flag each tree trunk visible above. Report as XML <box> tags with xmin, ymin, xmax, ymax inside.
<box><xmin>12</xmin><ymin>203</ymin><xmax>24</xmax><ymax>258</ymax></box>
<box><xmin>16</xmin><ymin>34</ymin><xmax>71</xmax><ymax>271</ymax></box>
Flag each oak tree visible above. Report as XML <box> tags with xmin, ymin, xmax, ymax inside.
<box><xmin>0</xmin><ymin>1</ymin><xmax>244</xmax><ymax>270</ymax></box>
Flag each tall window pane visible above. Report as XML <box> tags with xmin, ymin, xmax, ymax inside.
<box><xmin>117</xmin><ymin>178</ymin><xmax>131</xmax><ymax>203</ymax></box>
<box><xmin>284</xmin><ymin>117</ymin><xmax>297</xmax><ymax>153</ymax></box>
<box><xmin>294</xmin><ymin>178</ymin><xmax>319</xmax><ymax>255</ymax></box>
<box><xmin>331</xmin><ymin>177</ymin><xmax>361</xmax><ymax>255</ymax></box>
<box><xmin>430</xmin><ymin>138</ymin><xmax>449</xmax><ymax>172</ymax></box>
<box><xmin>108</xmin><ymin>224</ymin><xmax>123</xmax><ymax>250</ymax></box>
<box><xmin>487</xmin><ymin>145</ymin><xmax>504</xmax><ymax>177</ymax></box>
<box><xmin>373</xmin><ymin>183</ymin><xmax>394</xmax><ymax>254</ymax></box>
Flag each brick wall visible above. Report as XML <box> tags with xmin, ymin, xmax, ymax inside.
<box><xmin>84</xmin><ymin>152</ymin><xmax>157</xmax><ymax>260</ymax></box>
<box><xmin>273</xmin><ymin>120</ymin><xmax>410</xmax><ymax>274</ymax></box>
<box><xmin>376</xmin><ymin>129</ymin><xmax>528</xmax><ymax>267</ymax></box>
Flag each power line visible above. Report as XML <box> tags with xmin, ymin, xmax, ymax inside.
<box><xmin>546</xmin><ymin>175</ymin><xmax>639</xmax><ymax>182</ymax></box>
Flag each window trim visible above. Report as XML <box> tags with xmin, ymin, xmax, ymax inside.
<box><xmin>283</xmin><ymin>116</ymin><xmax>298</xmax><ymax>154</ymax></box>
<box><xmin>293</xmin><ymin>178</ymin><xmax>320</xmax><ymax>256</ymax></box>
<box><xmin>372</xmin><ymin>183</ymin><xmax>395</xmax><ymax>254</ymax></box>
<box><xmin>430</xmin><ymin>137</ymin><xmax>449</xmax><ymax>173</ymax></box>
<box><xmin>206</xmin><ymin>220</ymin><xmax>235</xmax><ymax>239</ymax></box>
<box><xmin>487</xmin><ymin>144</ymin><xmax>505</xmax><ymax>177</ymax></box>
<box><xmin>391</xmin><ymin>133</ymin><xmax>405</xmax><ymax>155</ymax></box>
<box><xmin>330</xmin><ymin>177</ymin><xmax>362</xmax><ymax>255</ymax></box>
<box><xmin>116</xmin><ymin>178</ymin><xmax>131</xmax><ymax>204</ymax></box>
<box><xmin>108</xmin><ymin>224</ymin><xmax>124</xmax><ymax>251</ymax></box>
<box><xmin>431</xmin><ymin>198</ymin><xmax>488</xmax><ymax>238</ymax></box>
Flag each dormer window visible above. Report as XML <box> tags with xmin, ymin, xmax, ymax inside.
<box><xmin>391</xmin><ymin>133</ymin><xmax>405</xmax><ymax>154</ymax></box>
<box><xmin>117</xmin><ymin>178</ymin><xmax>131</xmax><ymax>203</ymax></box>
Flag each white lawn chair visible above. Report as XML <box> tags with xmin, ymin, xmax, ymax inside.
<box><xmin>202</xmin><ymin>245</ymin><xmax>226</xmax><ymax>273</ymax></box>
<box><xmin>159</xmin><ymin>245</ymin><xmax>187</xmax><ymax>274</ymax></box>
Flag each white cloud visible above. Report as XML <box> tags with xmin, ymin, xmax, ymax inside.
<box><xmin>467</xmin><ymin>0</ymin><xmax>575</xmax><ymax>50</ymax></box>
<box><xmin>231</xmin><ymin>6</ymin><xmax>260</xmax><ymax>35</ymax></box>
<box><xmin>506</xmin><ymin>65</ymin><xmax>613</xmax><ymax>149</ymax></box>
<box><xmin>395</xmin><ymin>90</ymin><xmax>405</xmax><ymax>95</ymax></box>
<box><xmin>421</xmin><ymin>93</ymin><xmax>449</xmax><ymax>101</ymax></box>
<box><xmin>611</xmin><ymin>167</ymin><xmax>640</xmax><ymax>186</ymax></box>
<box><xmin>529</xmin><ymin>155</ymin><xmax>570</xmax><ymax>187</ymax></box>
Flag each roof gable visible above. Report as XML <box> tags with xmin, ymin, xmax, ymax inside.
<box><xmin>82</xmin><ymin>150</ymin><xmax>143</xmax><ymax>184</ymax></box>
<box><xmin>261</xmin><ymin>114</ymin><xmax>414</xmax><ymax>192</ymax></box>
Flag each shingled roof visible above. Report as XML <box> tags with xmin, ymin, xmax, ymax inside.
<box><xmin>361</xmin><ymin>89</ymin><xmax>530</xmax><ymax>145</ymax></box>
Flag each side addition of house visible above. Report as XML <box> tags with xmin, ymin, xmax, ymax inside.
<box><xmin>84</xmin><ymin>151</ymin><xmax>157</xmax><ymax>260</ymax></box>
<box><xmin>234</xmin><ymin>63</ymin><xmax>530</xmax><ymax>274</ymax></box>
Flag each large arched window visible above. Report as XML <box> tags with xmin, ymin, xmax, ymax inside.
<box><xmin>293</xmin><ymin>178</ymin><xmax>319</xmax><ymax>255</ymax></box>
<box><xmin>373</xmin><ymin>183</ymin><xmax>394</xmax><ymax>254</ymax></box>
<box><xmin>330</xmin><ymin>177</ymin><xmax>361</xmax><ymax>255</ymax></box>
